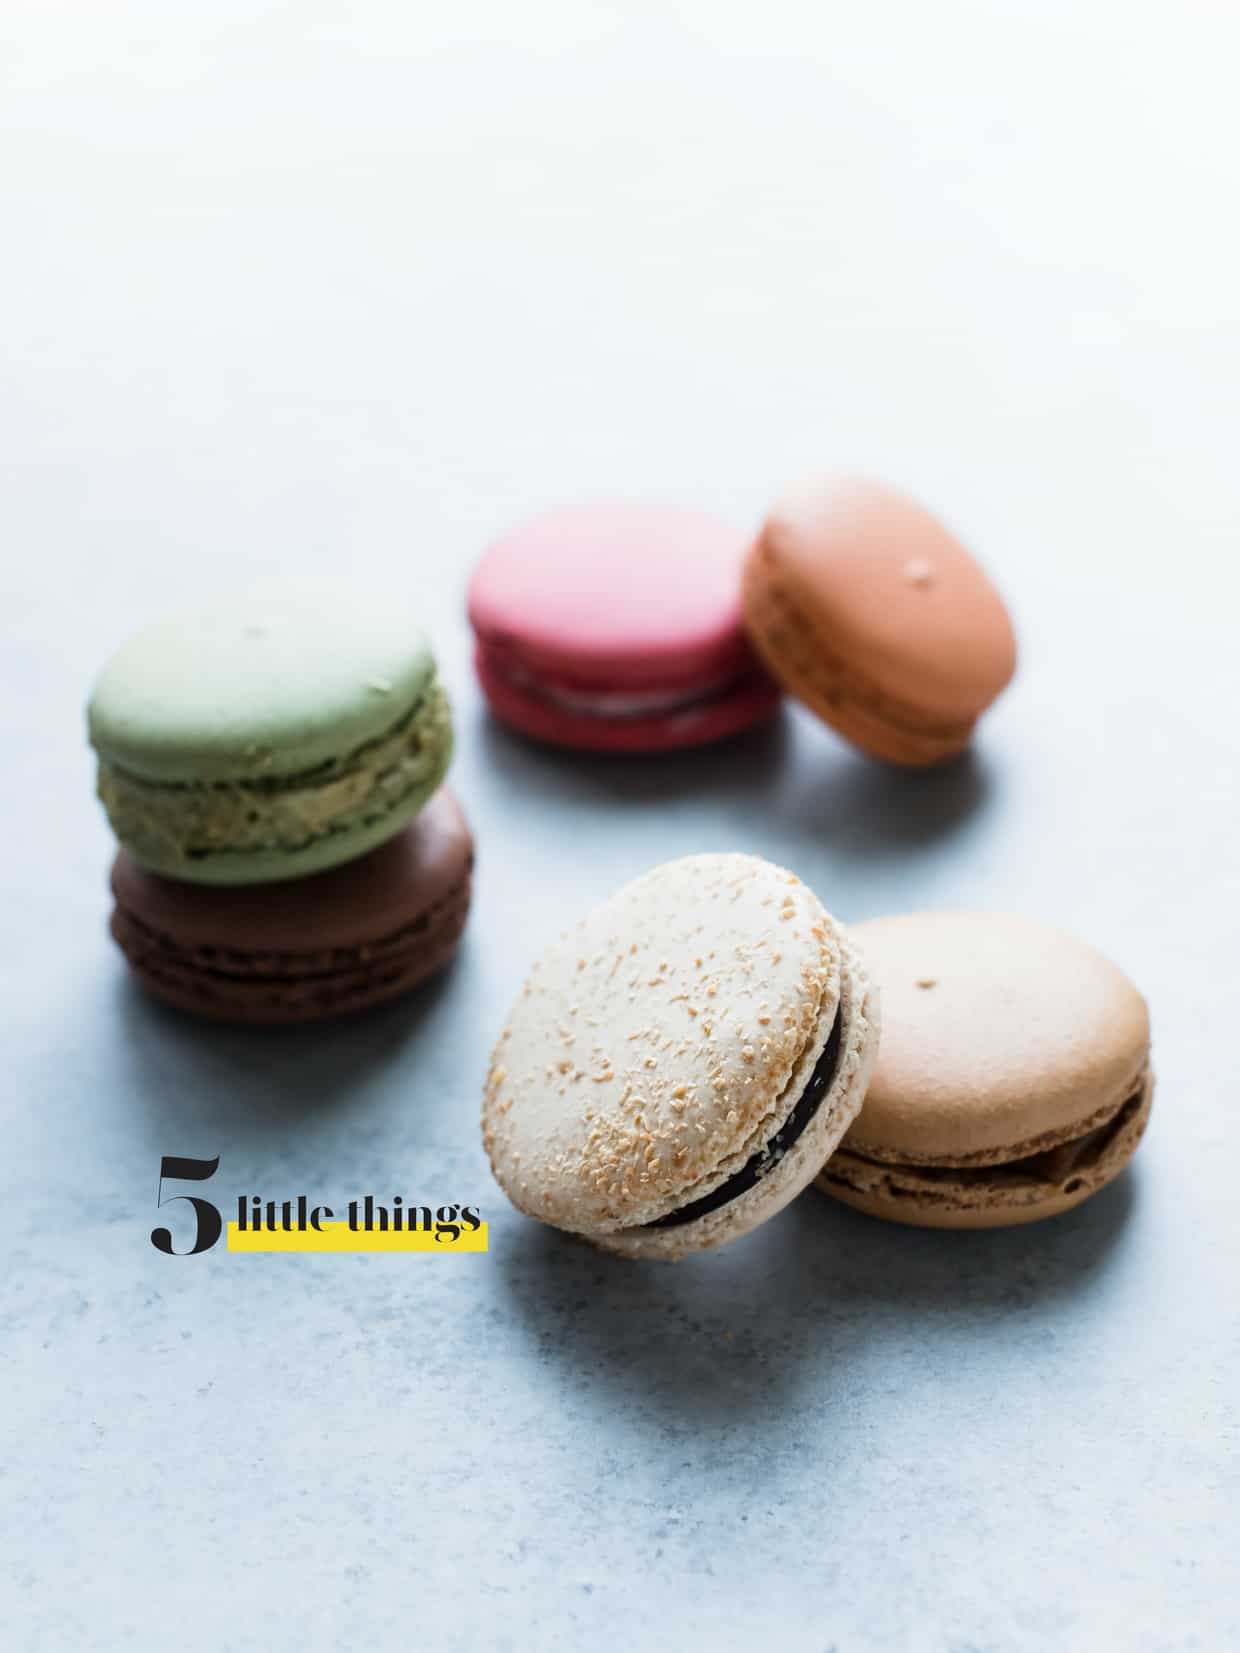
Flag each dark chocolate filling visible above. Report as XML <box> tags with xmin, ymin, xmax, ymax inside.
<box><xmin>643</xmin><ymin>1008</ymin><xmax>843</xmax><ymax>1230</ymax></box>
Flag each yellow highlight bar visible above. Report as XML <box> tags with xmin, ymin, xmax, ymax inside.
<box><xmin>227</xmin><ymin>1221</ymin><xmax>489</xmax><ymax>1254</ymax></box>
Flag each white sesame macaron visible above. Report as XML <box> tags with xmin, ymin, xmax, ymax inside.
<box><xmin>482</xmin><ymin>852</ymin><xmax>880</xmax><ymax>1259</ymax></box>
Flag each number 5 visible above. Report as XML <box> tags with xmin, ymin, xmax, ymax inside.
<box><xmin>151</xmin><ymin>1155</ymin><xmax>222</xmax><ymax>1255</ymax></box>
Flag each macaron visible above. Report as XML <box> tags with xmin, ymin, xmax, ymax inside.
<box><xmin>108</xmin><ymin>787</ymin><xmax>474</xmax><ymax>1023</ymax></box>
<box><xmin>482</xmin><ymin>853</ymin><xmax>879</xmax><ymax>1258</ymax></box>
<box><xmin>88</xmin><ymin>579</ymin><xmax>453</xmax><ymax>884</ymax></box>
<box><xmin>742</xmin><ymin>478</ymin><xmax>1017</xmax><ymax>766</ymax></box>
<box><xmin>817</xmin><ymin>911</ymin><xmax>1153</xmax><ymax>1228</ymax></box>
<box><xmin>468</xmin><ymin>505</ymin><xmax>780</xmax><ymax>752</ymax></box>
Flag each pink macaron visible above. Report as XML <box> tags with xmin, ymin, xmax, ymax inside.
<box><xmin>467</xmin><ymin>505</ymin><xmax>780</xmax><ymax>752</ymax></box>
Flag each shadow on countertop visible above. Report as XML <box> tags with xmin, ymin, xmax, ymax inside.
<box><xmin>492</xmin><ymin>1170</ymin><xmax>1137</xmax><ymax>1431</ymax></box>
<box><xmin>779</xmin><ymin>741</ymin><xmax>996</xmax><ymax>859</ymax></box>
<box><xmin>469</xmin><ymin>699</ymin><xmax>795</xmax><ymax>811</ymax></box>
<box><xmin>469</xmin><ymin>700</ymin><xmax>996</xmax><ymax>860</ymax></box>
<box><xmin>111</xmin><ymin>948</ymin><xmax>463</xmax><ymax>1136</ymax></box>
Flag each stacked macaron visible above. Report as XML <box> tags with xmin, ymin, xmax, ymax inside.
<box><xmin>89</xmin><ymin>580</ymin><xmax>472</xmax><ymax>1023</ymax></box>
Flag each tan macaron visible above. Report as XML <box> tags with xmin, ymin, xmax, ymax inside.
<box><xmin>483</xmin><ymin>853</ymin><xmax>880</xmax><ymax>1259</ymax></box>
<box><xmin>742</xmin><ymin>477</ymin><xmax>1017</xmax><ymax>766</ymax></box>
<box><xmin>817</xmin><ymin>911</ymin><xmax>1153</xmax><ymax>1228</ymax></box>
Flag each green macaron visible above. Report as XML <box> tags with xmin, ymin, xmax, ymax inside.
<box><xmin>88</xmin><ymin>580</ymin><xmax>453</xmax><ymax>885</ymax></box>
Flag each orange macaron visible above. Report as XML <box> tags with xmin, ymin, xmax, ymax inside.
<box><xmin>742</xmin><ymin>477</ymin><xmax>1017</xmax><ymax>766</ymax></box>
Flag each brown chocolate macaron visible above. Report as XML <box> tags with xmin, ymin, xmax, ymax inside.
<box><xmin>742</xmin><ymin>477</ymin><xmax>1017</xmax><ymax>766</ymax></box>
<box><xmin>109</xmin><ymin>787</ymin><xmax>473</xmax><ymax>1023</ymax></box>
<box><xmin>817</xmin><ymin>911</ymin><xmax>1153</xmax><ymax>1228</ymax></box>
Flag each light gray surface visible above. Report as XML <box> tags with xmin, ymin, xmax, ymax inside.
<box><xmin>3</xmin><ymin>5</ymin><xmax>1238</xmax><ymax>1651</ymax></box>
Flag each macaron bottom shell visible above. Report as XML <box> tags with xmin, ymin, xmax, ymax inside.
<box><xmin>474</xmin><ymin>642</ymin><xmax>781</xmax><ymax>754</ymax></box>
<box><xmin>111</xmin><ymin>882</ymin><xmax>471</xmax><ymax>1024</ymax></box>
<box><xmin>818</xmin><ymin>1067</ymin><xmax>1153</xmax><ymax>1229</ymax></box>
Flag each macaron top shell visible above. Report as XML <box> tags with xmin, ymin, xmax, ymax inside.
<box><xmin>89</xmin><ymin>579</ymin><xmax>436</xmax><ymax>784</ymax></box>
<box><xmin>755</xmin><ymin>478</ymin><xmax>1017</xmax><ymax>723</ymax></box>
<box><xmin>844</xmin><ymin>911</ymin><xmax>1150</xmax><ymax>1163</ymax></box>
<box><xmin>468</xmin><ymin>505</ymin><xmax>757</xmax><ymax>689</ymax></box>
<box><xmin>483</xmin><ymin>853</ymin><xmax>841</xmax><ymax>1234</ymax></box>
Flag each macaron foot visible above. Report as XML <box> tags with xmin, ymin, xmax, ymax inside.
<box><xmin>473</xmin><ymin>642</ymin><xmax>780</xmax><ymax>755</ymax></box>
<box><xmin>96</xmin><ymin>677</ymin><xmax>453</xmax><ymax>885</ymax></box>
<box><xmin>819</xmin><ymin>1068</ymin><xmax>1153</xmax><ymax>1228</ymax></box>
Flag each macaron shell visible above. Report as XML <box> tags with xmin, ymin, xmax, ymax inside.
<box><xmin>112</xmin><ymin>894</ymin><xmax>470</xmax><ymax>1023</ymax></box>
<box><xmin>742</xmin><ymin>553</ymin><xmax>977</xmax><ymax>767</ymax></box>
<box><xmin>743</xmin><ymin>478</ymin><xmax>1016</xmax><ymax>762</ymax></box>
<box><xmin>468</xmin><ymin>505</ymin><xmax>759</xmax><ymax>688</ymax></box>
<box><xmin>473</xmin><ymin>642</ymin><xmax>780</xmax><ymax>754</ymax></box>
<box><xmin>758</xmin><ymin>644</ymin><xmax>976</xmax><ymax>768</ymax></box>
<box><xmin>595</xmin><ymin>920</ymin><xmax>880</xmax><ymax>1259</ymax></box>
<box><xmin>108</xmin><ymin>788</ymin><xmax>473</xmax><ymax>1024</ymax></box>
<box><xmin>88</xmin><ymin>578</ymin><xmax>436</xmax><ymax>784</ymax></box>
<box><xmin>821</xmin><ymin>1069</ymin><xmax>1153</xmax><ymax>1229</ymax></box>
<box><xmin>841</xmin><ymin>911</ymin><xmax>1150</xmax><ymax>1163</ymax></box>
<box><xmin>482</xmin><ymin>854</ymin><xmax>842</xmax><ymax>1238</ymax></box>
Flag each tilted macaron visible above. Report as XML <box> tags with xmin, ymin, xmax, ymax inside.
<box><xmin>468</xmin><ymin>504</ymin><xmax>780</xmax><ymax>752</ymax></box>
<box><xmin>817</xmin><ymin>911</ymin><xmax>1153</xmax><ymax>1228</ymax></box>
<box><xmin>108</xmin><ymin>787</ymin><xmax>474</xmax><ymax>1023</ymax></box>
<box><xmin>482</xmin><ymin>853</ymin><xmax>879</xmax><ymax>1258</ymax></box>
<box><xmin>742</xmin><ymin>477</ymin><xmax>1016</xmax><ymax>766</ymax></box>
<box><xmin>88</xmin><ymin>580</ymin><xmax>453</xmax><ymax>884</ymax></box>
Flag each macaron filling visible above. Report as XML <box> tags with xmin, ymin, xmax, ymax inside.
<box><xmin>97</xmin><ymin>677</ymin><xmax>451</xmax><ymax>868</ymax></box>
<box><xmin>477</xmin><ymin>644</ymin><xmax>766</xmax><ymax>722</ymax></box>
<box><xmin>644</xmin><ymin>1007</ymin><xmax>843</xmax><ymax>1230</ymax></box>
<box><xmin>824</xmin><ymin>1081</ymin><xmax>1148</xmax><ymax>1198</ymax></box>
